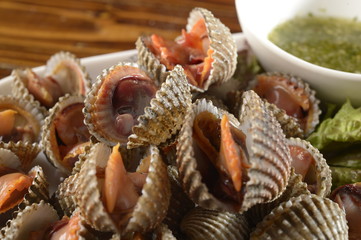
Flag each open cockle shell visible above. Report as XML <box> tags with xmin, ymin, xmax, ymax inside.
<box><xmin>250</xmin><ymin>194</ymin><xmax>348</xmax><ymax>240</ymax></box>
<box><xmin>247</xmin><ymin>72</ymin><xmax>321</xmax><ymax>136</ymax></box>
<box><xmin>76</xmin><ymin>142</ymin><xmax>170</xmax><ymax>235</ymax></box>
<box><xmin>136</xmin><ymin>7</ymin><xmax>237</xmax><ymax>92</ymax></box>
<box><xmin>0</xmin><ymin>201</ymin><xmax>58</xmax><ymax>240</ymax></box>
<box><xmin>84</xmin><ymin>62</ymin><xmax>191</xmax><ymax>148</ymax></box>
<box><xmin>177</xmin><ymin>91</ymin><xmax>292</xmax><ymax>213</ymax></box>
<box><xmin>127</xmin><ymin>65</ymin><xmax>192</xmax><ymax>148</ymax></box>
<box><xmin>180</xmin><ymin>207</ymin><xmax>250</xmax><ymax>240</ymax></box>
<box><xmin>0</xmin><ymin>141</ymin><xmax>41</xmax><ymax>171</ymax></box>
<box><xmin>42</xmin><ymin>94</ymin><xmax>90</xmax><ymax>174</ymax></box>
<box><xmin>0</xmin><ymin>201</ymin><xmax>96</xmax><ymax>240</ymax></box>
<box><xmin>176</xmin><ymin>98</ymin><xmax>241</xmax><ymax>212</ymax></box>
<box><xmin>0</xmin><ymin>95</ymin><xmax>45</xmax><ymax>143</ymax></box>
<box><xmin>45</xmin><ymin>51</ymin><xmax>91</xmax><ymax>98</ymax></box>
<box><xmin>12</xmin><ymin>51</ymin><xmax>91</xmax><ymax>110</ymax></box>
<box><xmin>12</xmin><ymin>68</ymin><xmax>48</xmax><ymax>115</ymax></box>
<box><xmin>287</xmin><ymin>137</ymin><xmax>332</xmax><ymax>197</ymax></box>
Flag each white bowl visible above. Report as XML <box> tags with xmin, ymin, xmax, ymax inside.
<box><xmin>236</xmin><ymin>0</ymin><xmax>361</xmax><ymax>105</ymax></box>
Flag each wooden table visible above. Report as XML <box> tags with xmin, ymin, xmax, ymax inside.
<box><xmin>0</xmin><ymin>0</ymin><xmax>241</xmax><ymax>79</ymax></box>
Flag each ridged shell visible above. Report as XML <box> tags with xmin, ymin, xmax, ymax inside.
<box><xmin>177</xmin><ymin>91</ymin><xmax>292</xmax><ymax>212</ymax></box>
<box><xmin>263</xmin><ymin>101</ymin><xmax>304</xmax><ymax>138</ymax></box>
<box><xmin>11</xmin><ymin>68</ymin><xmax>48</xmax><ymax>115</ymax></box>
<box><xmin>42</xmin><ymin>94</ymin><xmax>89</xmax><ymax>174</ymax></box>
<box><xmin>0</xmin><ymin>95</ymin><xmax>45</xmax><ymax>143</ymax></box>
<box><xmin>163</xmin><ymin>166</ymin><xmax>195</xmax><ymax>238</ymax></box>
<box><xmin>76</xmin><ymin>143</ymin><xmax>170</xmax><ymax>235</ymax></box>
<box><xmin>0</xmin><ymin>141</ymin><xmax>41</xmax><ymax>170</ymax></box>
<box><xmin>0</xmin><ymin>201</ymin><xmax>59</xmax><ymax>240</ymax></box>
<box><xmin>193</xmin><ymin>93</ymin><xmax>229</xmax><ymax>111</ymax></box>
<box><xmin>84</xmin><ymin>62</ymin><xmax>191</xmax><ymax>148</ymax></box>
<box><xmin>136</xmin><ymin>7</ymin><xmax>237</xmax><ymax>92</ymax></box>
<box><xmin>0</xmin><ymin>201</ymin><xmax>95</xmax><ymax>240</ymax></box>
<box><xmin>176</xmin><ymin>98</ymin><xmax>241</xmax><ymax>212</ymax></box>
<box><xmin>287</xmin><ymin>137</ymin><xmax>332</xmax><ymax>197</ymax></box>
<box><xmin>54</xmin><ymin>172</ymin><xmax>81</xmax><ymax>217</ymax></box>
<box><xmin>45</xmin><ymin>51</ymin><xmax>92</xmax><ymax>95</ymax></box>
<box><xmin>238</xmin><ymin>90</ymin><xmax>292</xmax><ymax>210</ymax></box>
<box><xmin>12</xmin><ymin>51</ymin><xmax>91</xmax><ymax>110</ymax></box>
<box><xmin>180</xmin><ymin>207</ymin><xmax>250</xmax><ymax>240</ymax></box>
<box><xmin>0</xmin><ymin>165</ymin><xmax>49</xmax><ymax>227</ymax></box>
<box><xmin>247</xmin><ymin>72</ymin><xmax>321</xmax><ymax>136</ymax></box>
<box><xmin>0</xmin><ymin>148</ymin><xmax>21</xmax><ymax>169</ymax></box>
<box><xmin>250</xmin><ymin>194</ymin><xmax>348</xmax><ymax>240</ymax></box>
<box><xmin>245</xmin><ymin>169</ymin><xmax>310</xmax><ymax>227</ymax></box>
<box><xmin>127</xmin><ymin>65</ymin><xmax>192</xmax><ymax>148</ymax></box>
<box><xmin>19</xmin><ymin>165</ymin><xmax>50</xmax><ymax>209</ymax></box>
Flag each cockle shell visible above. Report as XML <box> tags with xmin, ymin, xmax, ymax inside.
<box><xmin>0</xmin><ymin>201</ymin><xmax>95</xmax><ymax>240</ymax></box>
<box><xmin>245</xmin><ymin>169</ymin><xmax>310</xmax><ymax>227</ymax></box>
<box><xmin>42</xmin><ymin>94</ymin><xmax>90</xmax><ymax>174</ymax></box>
<box><xmin>54</xmin><ymin>172</ymin><xmax>81</xmax><ymax>217</ymax></box>
<box><xmin>84</xmin><ymin>62</ymin><xmax>191</xmax><ymax>148</ymax></box>
<box><xmin>250</xmin><ymin>194</ymin><xmax>348</xmax><ymax>240</ymax></box>
<box><xmin>0</xmin><ymin>95</ymin><xmax>45</xmax><ymax>143</ymax></box>
<box><xmin>12</xmin><ymin>51</ymin><xmax>91</xmax><ymax>110</ymax></box>
<box><xmin>76</xmin><ymin>142</ymin><xmax>170</xmax><ymax>235</ymax></box>
<box><xmin>163</xmin><ymin>166</ymin><xmax>195</xmax><ymax>238</ymax></box>
<box><xmin>128</xmin><ymin>64</ymin><xmax>192</xmax><ymax>149</ymax></box>
<box><xmin>0</xmin><ymin>201</ymin><xmax>58</xmax><ymax>240</ymax></box>
<box><xmin>247</xmin><ymin>72</ymin><xmax>321</xmax><ymax>136</ymax></box>
<box><xmin>180</xmin><ymin>207</ymin><xmax>250</xmax><ymax>240</ymax></box>
<box><xmin>136</xmin><ymin>7</ymin><xmax>237</xmax><ymax>92</ymax></box>
<box><xmin>263</xmin><ymin>101</ymin><xmax>304</xmax><ymax>138</ymax></box>
<box><xmin>0</xmin><ymin>163</ymin><xmax>49</xmax><ymax>228</ymax></box>
<box><xmin>177</xmin><ymin>91</ymin><xmax>292</xmax><ymax>213</ymax></box>
<box><xmin>0</xmin><ymin>141</ymin><xmax>41</xmax><ymax>171</ymax></box>
<box><xmin>287</xmin><ymin>137</ymin><xmax>332</xmax><ymax>197</ymax></box>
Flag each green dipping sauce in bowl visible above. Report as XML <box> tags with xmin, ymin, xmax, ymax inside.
<box><xmin>268</xmin><ymin>15</ymin><xmax>361</xmax><ymax>74</ymax></box>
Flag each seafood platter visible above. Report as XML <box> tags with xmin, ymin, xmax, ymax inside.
<box><xmin>0</xmin><ymin>7</ymin><xmax>359</xmax><ymax>240</ymax></box>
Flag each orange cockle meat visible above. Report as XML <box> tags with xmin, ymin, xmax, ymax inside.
<box><xmin>102</xmin><ymin>144</ymin><xmax>147</xmax><ymax>227</ymax></box>
<box><xmin>148</xmin><ymin>19</ymin><xmax>214</xmax><ymax>88</ymax></box>
<box><xmin>0</xmin><ymin>171</ymin><xmax>33</xmax><ymax>213</ymax></box>
<box><xmin>0</xmin><ymin>109</ymin><xmax>17</xmax><ymax>136</ymax></box>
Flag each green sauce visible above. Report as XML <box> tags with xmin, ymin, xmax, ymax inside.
<box><xmin>268</xmin><ymin>15</ymin><xmax>361</xmax><ymax>73</ymax></box>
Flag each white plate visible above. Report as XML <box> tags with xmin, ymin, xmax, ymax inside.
<box><xmin>0</xmin><ymin>33</ymin><xmax>247</xmax><ymax>194</ymax></box>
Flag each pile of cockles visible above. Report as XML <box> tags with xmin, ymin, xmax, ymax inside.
<box><xmin>0</xmin><ymin>7</ymin><xmax>357</xmax><ymax>240</ymax></box>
